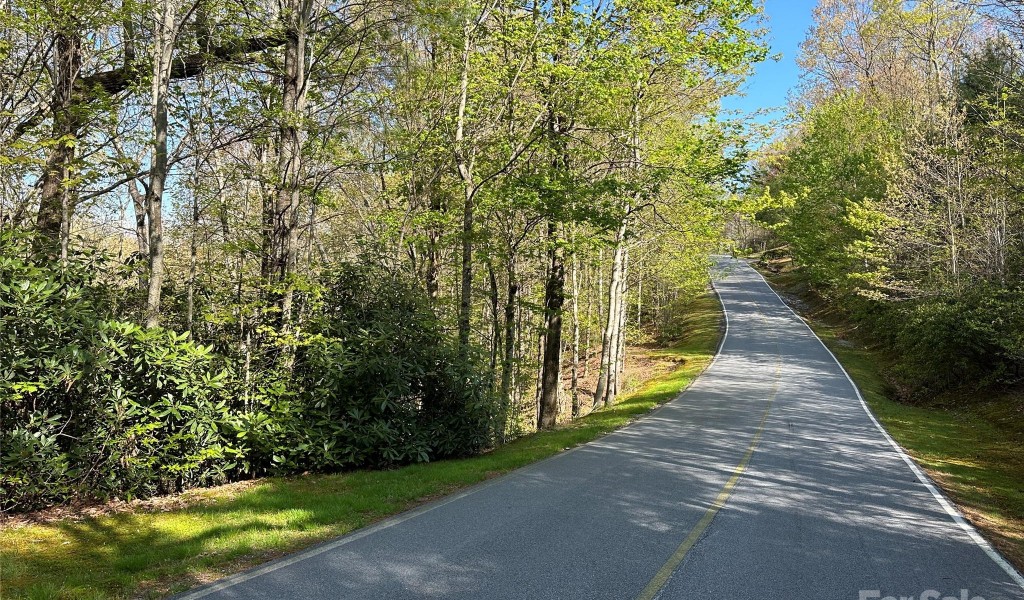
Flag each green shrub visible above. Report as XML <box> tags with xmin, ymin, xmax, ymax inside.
<box><xmin>287</xmin><ymin>264</ymin><xmax>496</xmax><ymax>469</ymax></box>
<box><xmin>0</xmin><ymin>231</ymin><xmax>236</xmax><ymax>510</ymax></box>
<box><xmin>0</xmin><ymin>233</ymin><xmax>497</xmax><ymax>512</ymax></box>
<box><xmin>863</xmin><ymin>285</ymin><xmax>1024</xmax><ymax>395</ymax></box>
<box><xmin>82</xmin><ymin>323</ymin><xmax>236</xmax><ymax>497</ymax></box>
<box><xmin>1</xmin><ymin>230</ymin><xmax>109</xmax><ymax>509</ymax></box>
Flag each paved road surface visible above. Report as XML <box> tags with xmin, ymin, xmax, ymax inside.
<box><xmin>178</xmin><ymin>258</ymin><xmax>1024</xmax><ymax>600</ymax></box>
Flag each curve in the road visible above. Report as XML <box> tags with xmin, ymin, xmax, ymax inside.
<box><xmin>175</xmin><ymin>258</ymin><xmax>1024</xmax><ymax>600</ymax></box>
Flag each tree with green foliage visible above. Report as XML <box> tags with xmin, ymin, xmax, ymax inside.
<box><xmin>753</xmin><ymin>0</ymin><xmax>1024</xmax><ymax>393</ymax></box>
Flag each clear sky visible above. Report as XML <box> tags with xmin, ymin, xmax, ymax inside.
<box><xmin>721</xmin><ymin>0</ymin><xmax>819</xmax><ymax>125</ymax></box>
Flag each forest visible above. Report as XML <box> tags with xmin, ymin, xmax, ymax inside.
<box><xmin>4</xmin><ymin>0</ymin><xmax>1023</xmax><ymax>518</ymax></box>
<box><xmin>0</xmin><ymin>0</ymin><xmax>766</xmax><ymax>511</ymax></box>
<box><xmin>8</xmin><ymin>0</ymin><xmax>1024</xmax><ymax>598</ymax></box>
<box><xmin>749</xmin><ymin>0</ymin><xmax>1024</xmax><ymax>398</ymax></box>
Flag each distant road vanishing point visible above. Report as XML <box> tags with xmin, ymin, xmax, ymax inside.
<box><xmin>176</xmin><ymin>257</ymin><xmax>1024</xmax><ymax>600</ymax></box>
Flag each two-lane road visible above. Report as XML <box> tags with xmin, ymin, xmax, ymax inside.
<box><xmin>178</xmin><ymin>258</ymin><xmax>1024</xmax><ymax>600</ymax></box>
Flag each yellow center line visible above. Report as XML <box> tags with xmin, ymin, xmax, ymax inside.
<box><xmin>635</xmin><ymin>353</ymin><xmax>783</xmax><ymax>600</ymax></box>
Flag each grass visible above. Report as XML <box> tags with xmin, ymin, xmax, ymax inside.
<box><xmin>0</xmin><ymin>294</ymin><xmax>724</xmax><ymax>600</ymax></box>
<box><xmin>759</xmin><ymin>265</ymin><xmax>1024</xmax><ymax>573</ymax></box>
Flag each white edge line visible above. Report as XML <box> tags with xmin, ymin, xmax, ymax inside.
<box><xmin>709</xmin><ymin>277</ymin><xmax>730</xmax><ymax>369</ymax></box>
<box><xmin>745</xmin><ymin>260</ymin><xmax>1024</xmax><ymax>591</ymax></box>
<box><xmin>176</xmin><ymin>281</ymin><xmax>735</xmax><ymax>599</ymax></box>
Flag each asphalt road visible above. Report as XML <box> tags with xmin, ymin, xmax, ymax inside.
<box><xmin>177</xmin><ymin>258</ymin><xmax>1024</xmax><ymax>600</ymax></box>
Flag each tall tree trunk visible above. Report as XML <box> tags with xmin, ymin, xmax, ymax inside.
<box><xmin>570</xmin><ymin>250</ymin><xmax>580</xmax><ymax>418</ymax></box>
<box><xmin>258</xmin><ymin>142</ymin><xmax>274</xmax><ymax>282</ymax></box>
<box><xmin>36</xmin><ymin>27</ymin><xmax>82</xmax><ymax>258</ymax></box>
<box><xmin>582</xmin><ymin>259</ymin><xmax>592</xmax><ymax>379</ymax></box>
<box><xmin>487</xmin><ymin>258</ymin><xmax>500</xmax><ymax>388</ymax></box>
<box><xmin>636</xmin><ymin>256</ymin><xmax>642</xmax><ymax>329</ymax></box>
<box><xmin>534</xmin><ymin>308</ymin><xmax>546</xmax><ymax>426</ymax></box>
<box><xmin>268</xmin><ymin>0</ymin><xmax>310</xmax><ymax>328</ymax></box>
<box><xmin>186</xmin><ymin>159</ymin><xmax>201</xmax><ymax>333</ymax></box>
<box><xmin>614</xmin><ymin>244</ymin><xmax>630</xmax><ymax>395</ymax></box>
<box><xmin>455</xmin><ymin>12</ymin><xmax>476</xmax><ymax>350</ymax></box>
<box><xmin>512</xmin><ymin>272</ymin><xmax>527</xmax><ymax>433</ymax></box>
<box><xmin>585</xmin><ymin>249</ymin><xmax>601</xmax><ymax>379</ymax></box>
<box><xmin>145</xmin><ymin>0</ymin><xmax>178</xmax><ymax>328</ymax></box>
<box><xmin>597</xmin><ymin>247</ymin><xmax>605</xmax><ymax>331</ymax></box>
<box><xmin>128</xmin><ymin>180</ymin><xmax>149</xmax><ymax>293</ymax></box>
<box><xmin>537</xmin><ymin>0</ymin><xmax>570</xmax><ymax>426</ymax></box>
<box><xmin>425</xmin><ymin>193</ymin><xmax>442</xmax><ymax>300</ymax></box>
<box><xmin>498</xmin><ymin>259</ymin><xmax>518</xmax><ymax>442</ymax></box>
<box><xmin>128</xmin><ymin>181</ymin><xmax>149</xmax><ymax>258</ymax></box>
<box><xmin>594</xmin><ymin>218</ymin><xmax>627</xmax><ymax>407</ymax></box>
<box><xmin>601</xmin><ymin>86</ymin><xmax>643</xmax><ymax>402</ymax></box>
<box><xmin>607</xmin><ymin>253</ymin><xmax>623</xmax><ymax>398</ymax></box>
<box><xmin>538</xmin><ymin>222</ymin><xmax>564</xmax><ymax>429</ymax></box>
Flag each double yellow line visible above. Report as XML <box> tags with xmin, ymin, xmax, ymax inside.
<box><xmin>635</xmin><ymin>353</ymin><xmax>782</xmax><ymax>600</ymax></box>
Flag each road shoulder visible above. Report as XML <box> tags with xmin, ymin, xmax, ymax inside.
<box><xmin>756</xmin><ymin>263</ymin><xmax>1024</xmax><ymax>578</ymax></box>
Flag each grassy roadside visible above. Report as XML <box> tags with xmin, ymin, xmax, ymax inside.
<box><xmin>759</xmin><ymin>266</ymin><xmax>1024</xmax><ymax>574</ymax></box>
<box><xmin>0</xmin><ymin>294</ymin><xmax>723</xmax><ymax>600</ymax></box>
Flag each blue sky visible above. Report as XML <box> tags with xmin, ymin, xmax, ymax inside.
<box><xmin>721</xmin><ymin>0</ymin><xmax>819</xmax><ymax>125</ymax></box>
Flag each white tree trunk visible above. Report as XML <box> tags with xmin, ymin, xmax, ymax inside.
<box><xmin>594</xmin><ymin>219</ymin><xmax>626</xmax><ymax>407</ymax></box>
<box><xmin>614</xmin><ymin>244</ymin><xmax>630</xmax><ymax>394</ymax></box>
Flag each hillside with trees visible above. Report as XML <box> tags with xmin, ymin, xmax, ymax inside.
<box><xmin>750</xmin><ymin>0</ymin><xmax>1024</xmax><ymax>398</ymax></box>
